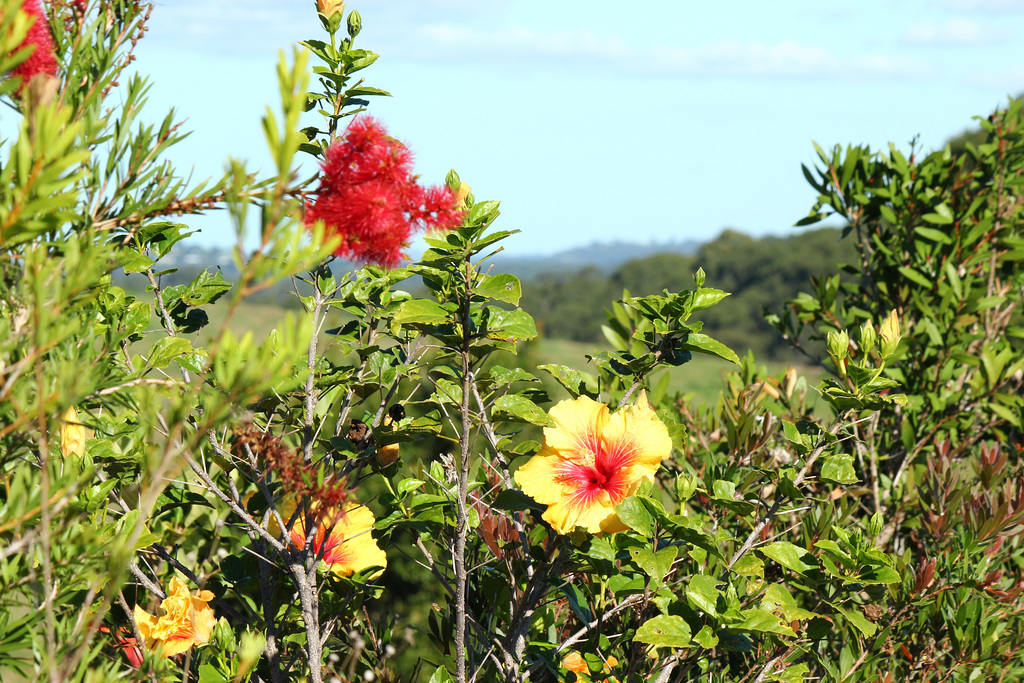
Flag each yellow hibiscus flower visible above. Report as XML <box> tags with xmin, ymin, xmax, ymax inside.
<box><xmin>515</xmin><ymin>392</ymin><xmax>671</xmax><ymax>534</ymax></box>
<box><xmin>134</xmin><ymin>577</ymin><xmax>216</xmax><ymax>658</ymax></box>
<box><xmin>288</xmin><ymin>502</ymin><xmax>387</xmax><ymax>578</ymax></box>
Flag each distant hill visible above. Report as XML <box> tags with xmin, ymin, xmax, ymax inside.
<box><xmin>155</xmin><ymin>238</ymin><xmax>702</xmax><ymax>280</ymax></box>
<box><xmin>490</xmin><ymin>239</ymin><xmax>701</xmax><ymax>279</ymax></box>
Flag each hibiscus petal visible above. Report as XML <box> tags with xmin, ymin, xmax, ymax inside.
<box><xmin>514</xmin><ymin>454</ymin><xmax>574</xmax><ymax>505</ymax></box>
<box><xmin>543</xmin><ymin>396</ymin><xmax>609</xmax><ymax>461</ymax></box>
<box><xmin>543</xmin><ymin>488</ymin><xmax>617</xmax><ymax>534</ymax></box>
<box><xmin>601</xmin><ymin>392</ymin><xmax>672</xmax><ymax>477</ymax></box>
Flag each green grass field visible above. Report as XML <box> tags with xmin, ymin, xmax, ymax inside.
<box><xmin>150</xmin><ymin>297</ymin><xmax>823</xmax><ymax>412</ymax></box>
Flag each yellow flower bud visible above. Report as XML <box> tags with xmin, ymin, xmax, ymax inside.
<box><xmin>60</xmin><ymin>407</ymin><xmax>86</xmax><ymax>457</ymax></box>
<box><xmin>879</xmin><ymin>309</ymin><xmax>900</xmax><ymax>346</ymax></box>
<box><xmin>879</xmin><ymin>309</ymin><xmax>901</xmax><ymax>359</ymax></box>
<box><xmin>376</xmin><ymin>413</ymin><xmax>400</xmax><ymax>466</ymax></box>
<box><xmin>377</xmin><ymin>443</ymin><xmax>400</xmax><ymax>467</ymax></box>
<box><xmin>317</xmin><ymin>0</ymin><xmax>344</xmax><ymax>17</ymax></box>
<box><xmin>454</xmin><ymin>182</ymin><xmax>472</xmax><ymax>210</ymax></box>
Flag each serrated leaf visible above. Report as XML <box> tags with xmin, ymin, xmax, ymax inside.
<box><xmin>538</xmin><ymin>364</ymin><xmax>588</xmax><ymax>398</ymax></box>
<box><xmin>760</xmin><ymin>542</ymin><xmax>817</xmax><ymax>575</ymax></box>
<box><xmin>634</xmin><ymin>615</ymin><xmax>693</xmax><ymax>648</ymax></box>
<box><xmin>394</xmin><ymin>299</ymin><xmax>450</xmax><ymax>325</ymax></box>
<box><xmin>491</xmin><ymin>394</ymin><xmax>553</xmax><ymax>426</ymax></box>
<box><xmin>147</xmin><ymin>337</ymin><xmax>193</xmax><ymax>369</ymax></box>
<box><xmin>686</xmin><ymin>574</ymin><xmax>722</xmax><ymax>617</ymax></box>
<box><xmin>477</xmin><ymin>273</ymin><xmax>521</xmax><ymax>305</ymax></box>
<box><xmin>820</xmin><ymin>454</ymin><xmax>858</xmax><ymax>485</ymax></box>
<box><xmin>735</xmin><ymin>609</ymin><xmax>797</xmax><ymax>637</ymax></box>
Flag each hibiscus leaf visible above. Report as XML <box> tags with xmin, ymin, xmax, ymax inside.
<box><xmin>491</xmin><ymin>394</ymin><xmax>554</xmax><ymax>427</ymax></box>
<box><xmin>615</xmin><ymin>497</ymin><xmax>654</xmax><ymax>537</ymax></box>
<box><xmin>476</xmin><ymin>273</ymin><xmax>522</xmax><ymax>305</ymax></box>
<box><xmin>759</xmin><ymin>541</ymin><xmax>819</xmax><ymax>576</ymax></box>
<box><xmin>634</xmin><ymin>615</ymin><xmax>694</xmax><ymax>649</ymax></box>
<box><xmin>820</xmin><ymin>454</ymin><xmax>859</xmax><ymax>485</ymax></box>
<box><xmin>734</xmin><ymin>608</ymin><xmax>797</xmax><ymax>637</ymax></box>
<box><xmin>394</xmin><ymin>299</ymin><xmax>451</xmax><ymax>326</ymax></box>
<box><xmin>679</xmin><ymin>333</ymin><xmax>741</xmax><ymax>365</ymax></box>
<box><xmin>537</xmin><ymin>363</ymin><xmax>591</xmax><ymax>399</ymax></box>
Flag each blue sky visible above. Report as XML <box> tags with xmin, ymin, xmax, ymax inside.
<box><xmin>131</xmin><ymin>0</ymin><xmax>1024</xmax><ymax>255</ymax></box>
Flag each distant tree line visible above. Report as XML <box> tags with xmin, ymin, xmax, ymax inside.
<box><xmin>521</xmin><ymin>227</ymin><xmax>858</xmax><ymax>360</ymax></box>
<box><xmin>121</xmin><ymin>227</ymin><xmax>857</xmax><ymax>361</ymax></box>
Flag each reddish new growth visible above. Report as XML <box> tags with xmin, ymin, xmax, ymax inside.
<box><xmin>304</xmin><ymin>116</ymin><xmax>465</xmax><ymax>268</ymax></box>
<box><xmin>7</xmin><ymin>0</ymin><xmax>59</xmax><ymax>91</ymax></box>
<box><xmin>234</xmin><ymin>425</ymin><xmax>348</xmax><ymax>510</ymax></box>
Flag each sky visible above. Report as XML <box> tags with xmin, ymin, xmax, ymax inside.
<box><xmin>125</xmin><ymin>0</ymin><xmax>1024</xmax><ymax>256</ymax></box>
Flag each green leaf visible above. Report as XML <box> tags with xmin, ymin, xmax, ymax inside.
<box><xmin>693</xmin><ymin>624</ymin><xmax>719</xmax><ymax>648</ymax></box>
<box><xmin>559</xmin><ymin>583</ymin><xmax>593</xmax><ymax>623</ymax></box>
<box><xmin>119</xmin><ymin>250</ymin><xmax>154</xmax><ymax>274</ymax></box>
<box><xmin>615</xmin><ymin>497</ymin><xmax>654</xmax><ymax>537</ymax></box>
<box><xmin>476</xmin><ymin>273</ymin><xmax>521</xmax><ymax>305</ymax></box>
<box><xmin>761</xmin><ymin>584</ymin><xmax>816</xmax><ymax>621</ymax></box>
<box><xmin>680</xmin><ymin>333</ymin><xmax>740</xmax><ymax>365</ymax></box>
<box><xmin>735</xmin><ymin>609</ymin><xmax>797</xmax><ymax>637</ymax></box>
<box><xmin>538</xmin><ymin>364</ymin><xmax>589</xmax><ymax>398</ymax></box>
<box><xmin>147</xmin><ymin>337</ymin><xmax>193</xmax><ymax>369</ymax></box>
<box><xmin>914</xmin><ymin>226</ymin><xmax>953</xmax><ymax>244</ymax></box>
<box><xmin>732</xmin><ymin>554</ymin><xmax>764</xmax><ymax>578</ymax></box>
<box><xmin>897</xmin><ymin>266</ymin><xmax>933</xmax><ymax>289</ymax></box>
<box><xmin>491</xmin><ymin>394</ymin><xmax>553</xmax><ymax>427</ymax></box>
<box><xmin>634</xmin><ymin>615</ymin><xmax>693</xmax><ymax>648</ymax></box>
<box><xmin>759</xmin><ymin>542</ymin><xmax>818</xmax><ymax>575</ymax></box>
<box><xmin>691</xmin><ymin>288</ymin><xmax>731</xmax><ymax>312</ymax></box>
<box><xmin>629</xmin><ymin>546</ymin><xmax>678</xmax><ymax>584</ymax></box>
<box><xmin>485</xmin><ymin>308</ymin><xmax>537</xmax><ymax>342</ymax></box>
<box><xmin>686</xmin><ymin>574</ymin><xmax>722</xmax><ymax>617</ymax></box>
<box><xmin>197</xmin><ymin>665</ymin><xmax>228</xmax><ymax>683</ymax></box>
<box><xmin>832</xmin><ymin>603</ymin><xmax>876</xmax><ymax>637</ymax></box>
<box><xmin>768</xmin><ymin>663</ymin><xmax>810</xmax><ymax>683</ymax></box>
<box><xmin>820</xmin><ymin>454</ymin><xmax>858</xmax><ymax>485</ymax></box>
<box><xmin>428</xmin><ymin>666</ymin><xmax>454</xmax><ymax>683</ymax></box>
<box><xmin>394</xmin><ymin>299</ymin><xmax>450</xmax><ymax>325</ymax></box>
<box><xmin>180</xmin><ymin>269</ymin><xmax>232</xmax><ymax>306</ymax></box>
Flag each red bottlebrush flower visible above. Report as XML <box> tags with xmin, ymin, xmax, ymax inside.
<box><xmin>6</xmin><ymin>0</ymin><xmax>59</xmax><ymax>91</ymax></box>
<box><xmin>305</xmin><ymin>117</ymin><xmax>465</xmax><ymax>268</ymax></box>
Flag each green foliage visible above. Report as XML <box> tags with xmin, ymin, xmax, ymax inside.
<box><xmin>520</xmin><ymin>227</ymin><xmax>857</xmax><ymax>360</ymax></box>
<box><xmin>2</xmin><ymin>3</ymin><xmax>1022</xmax><ymax>683</ymax></box>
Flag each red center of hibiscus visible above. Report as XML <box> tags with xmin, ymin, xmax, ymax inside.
<box><xmin>558</xmin><ymin>443</ymin><xmax>632</xmax><ymax>504</ymax></box>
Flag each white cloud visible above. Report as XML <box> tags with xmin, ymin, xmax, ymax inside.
<box><xmin>147</xmin><ymin>0</ymin><xmax>312</xmax><ymax>52</ymax></box>
<box><xmin>392</xmin><ymin>26</ymin><xmax>933</xmax><ymax>81</ymax></box>
<box><xmin>935</xmin><ymin>0</ymin><xmax>1024</xmax><ymax>12</ymax></box>
<box><xmin>145</xmin><ymin>0</ymin><xmax>515</xmax><ymax>55</ymax></box>
<box><xmin>904</xmin><ymin>19</ymin><xmax>1015</xmax><ymax>45</ymax></box>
